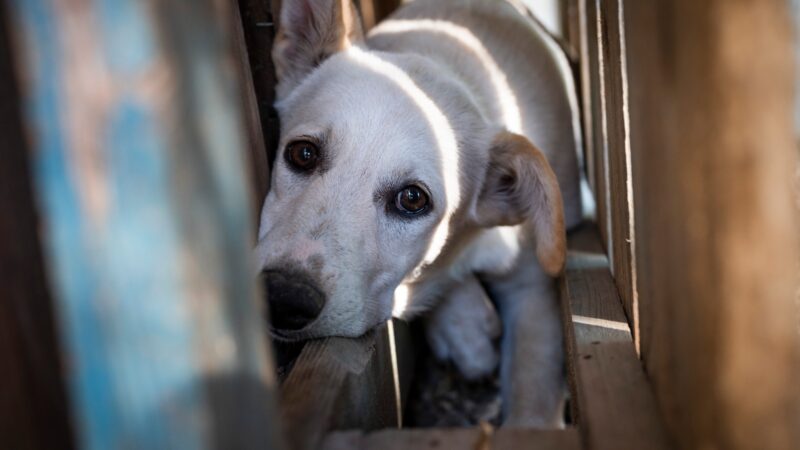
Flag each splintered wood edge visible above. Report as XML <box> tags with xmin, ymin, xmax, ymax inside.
<box><xmin>322</xmin><ymin>427</ymin><xmax>581</xmax><ymax>450</ymax></box>
<box><xmin>561</xmin><ymin>224</ymin><xmax>670</xmax><ymax>450</ymax></box>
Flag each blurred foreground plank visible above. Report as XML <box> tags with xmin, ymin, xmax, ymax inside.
<box><xmin>6</xmin><ymin>1</ymin><xmax>282</xmax><ymax>448</ymax></box>
<box><xmin>625</xmin><ymin>1</ymin><xmax>800</xmax><ymax>449</ymax></box>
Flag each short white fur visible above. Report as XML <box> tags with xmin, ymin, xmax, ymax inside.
<box><xmin>256</xmin><ymin>0</ymin><xmax>582</xmax><ymax>426</ymax></box>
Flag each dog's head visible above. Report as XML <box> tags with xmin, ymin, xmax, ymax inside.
<box><xmin>255</xmin><ymin>0</ymin><xmax>566</xmax><ymax>340</ymax></box>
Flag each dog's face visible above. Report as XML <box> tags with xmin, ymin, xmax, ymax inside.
<box><xmin>255</xmin><ymin>0</ymin><xmax>566</xmax><ymax>340</ymax></box>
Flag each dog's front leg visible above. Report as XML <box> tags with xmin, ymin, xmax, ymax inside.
<box><xmin>485</xmin><ymin>254</ymin><xmax>566</xmax><ymax>428</ymax></box>
<box><xmin>425</xmin><ymin>274</ymin><xmax>502</xmax><ymax>381</ymax></box>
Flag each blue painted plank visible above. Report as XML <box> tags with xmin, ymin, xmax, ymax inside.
<box><xmin>7</xmin><ymin>1</ymin><xmax>281</xmax><ymax>448</ymax></box>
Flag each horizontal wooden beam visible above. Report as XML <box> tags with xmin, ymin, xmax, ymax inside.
<box><xmin>323</xmin><ymin>427</ymin><xmax>581</xmax><ymax>450</ymax></box>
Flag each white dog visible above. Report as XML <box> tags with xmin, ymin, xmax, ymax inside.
<box><xmin>254</xmin><ymin>0</ymin><xmax>582</xmax><ymax>427</ymax></box>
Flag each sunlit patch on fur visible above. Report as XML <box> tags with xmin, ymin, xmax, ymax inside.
<box><xmin>372</xmin><ymin>19</ymin><xmax>523</xmax><ymax>134</ymax></box>
<box><xmin>347</xmin><ymin>46</ymin><xmax>461</xmax><ymax>267</ymax></box>
<box><xmin>392</xmin><ymin>283</ymin><xmax>411</xmax><ymax>317</ymax></box>
<box><xmin>497</xmin><ymin>225</ymin><xmax>522</xmax><ymax>255</ymax></box>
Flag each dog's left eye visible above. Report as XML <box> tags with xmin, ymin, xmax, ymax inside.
<box><xmin>394</xmin><ymin>185</ymin><xmax>430</xmax><ymax>216</ymax></box>
<box><xmin>285</xmin><ymin>140</ymin><xmax>319</xmax><ymax>172</ymax></box>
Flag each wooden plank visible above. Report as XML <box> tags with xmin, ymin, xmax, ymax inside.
<box><xmin>561</xmin><ymin>224</ymin><xmax>670</xmax><ymax>450</ymax></box>
<box><xmin>0</xmin><ymin>5</ymin><xmax>74</xmax><ymax>448</ymax></box>
<box><xmin>230</xmin><ymin>1</ymin><xmax>271</xmax><ymax>215</ymax></box>
<box><xmin>595</xmin><ymin>0</ymin><xmax>637</xmax><ymax>343</ymax></box>
<box><xmin>237</xmin><ymin>0</ymin><xmax>281</xmax><ymax>171</ymax></box>
<box><xmin>561</xmin><ymin>0</ymin><xmax>581</xmax><ymax>61</ymax></box>
<box><xmin>280</xmin><ymin>320</ymin><xmax>414</xmax><ymax>450</ymax></box>
<box><xmin>576</xmin><ymin>0</ymin><xmax>595</xmax><ymax>198</ymax></box>
<box><xmin>323</xmin><ymin>427</ymin><xmax>581</xmax><ymax>450</ymax></box>
<box><xmin>624</xmin><ymin>1</ymin><xmax>800</xmax><ymax>449</ymax></box>
<box><xmin>6</xmin><ymin>1</ymin><xmax>282</xmax><ymax>448</ymax></box>
<box><xmin>578</xmin><ymin>0</ymin><xmax>610</xmax><ymax>248</ymax></box>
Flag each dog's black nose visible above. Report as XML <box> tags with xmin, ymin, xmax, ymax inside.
<box><xmin>262</xmin><ymin>269</ymin><xmax>325</xmax><ymax>330</ymax></box>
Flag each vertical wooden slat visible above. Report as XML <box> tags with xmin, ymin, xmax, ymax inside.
<box><xmin>7</xmin><ymin>1</ymin><xmax>282</xmax><ymax>448</ymax></box>
<box><xmin>0</xmin><ymin>5</ymin><xmax>74</xmax><ymax>448</ymax></box>
<box><xmin>561</xmin><ymin>0</ymin><xmax>580</xmax><ymax>61</ymax></box>
<box><xmin>576</xmin><ymin>0</ymin><xmax>594</xmax><ymax>197</ymax></box>
<box><xmin>595</xmin><ymin>0</ymin><xmax>637</xmax><ymax>342</ymax></box>
<box><xmin>578</xmin><ymin>0</ymin><xmax>610</xmax><ymax>250</ymax></box>
<box><xmin>625</xmin><ymin>1</ymin><xmax>800</xmax><ymax>449</ymax></box>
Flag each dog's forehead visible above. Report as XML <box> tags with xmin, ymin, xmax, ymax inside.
<box><xmin>277</xmin><ymin>50</ymin><xmax>458</xmax><ymax>181</ymax></box>
<box><xmin>282</xmin><ymin>57</ymin><xmax>437</xmax><ymax>135</ymax></box>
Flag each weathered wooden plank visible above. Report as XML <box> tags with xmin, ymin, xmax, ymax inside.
<box><xmin>6</xmin><ymin>1</ymin><xmax>281</xmax><ymax>448</ymax></box>
<box><xmin>594</xmin><ymin>0</ymin><xmax>637</xmax><ymax>344</ymax></box>
<box><xmin>280</xmin><ymin>320</ymin><xmax>413</xmax><ymax>450</ymax></box>
<box><xmin>0</xmin><ymin>5</ymin><xmax>74</xmax><ymax>448</ymax></box>
<box><xmin>624</xmin><ymin>1</ymin><xmax>800</xmax><ymax>449</ymax></box>
<box><xmin>323</xmin><ymin>427</ymin><xmax>581</xmax><ymax>450</ymax></box>
<box><xmin>561</xmin><ymin>224</ymin><xmax>670</xmax><ymax>450</ymax></box>
<box><xmin>576</xmin><ymin>0</ymin><xmax>594</xmax><ymax>199</ymax></box>
<box><xmin>578</xmin><ymin>0</ymin><xmax>610</xmax><ymax>248</ymax></box>
<box><xmin>562</xmin><ymin>0</ymin><xmax>580</xmax><ymax>61</ymax></box>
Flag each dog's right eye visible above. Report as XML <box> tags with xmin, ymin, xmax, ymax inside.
<box><xmin>285</xmin><ymin>141</ymin><xmax>319</xmax><ymax>172</ymax></box>
<box><xmin>394</xmin><ymin>185</ymin><xmax>430</xmax><ymax>216</ymax></box>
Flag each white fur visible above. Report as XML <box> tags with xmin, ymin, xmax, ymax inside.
<box><xmin>256</xmin><ymin>0</ymin><xmax>581</xmax><ymax>425</ymax></box>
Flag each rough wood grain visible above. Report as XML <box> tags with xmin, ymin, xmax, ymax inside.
<box><xmin>578</xmin><ymin>0</ymin><xmax>610</xmax><ymax>249</ymax></box>
<box><xmin>0</xmin><ymin>5</ymin><xmax>74</xmax><ymax>448</ymax></box>
<box><xmin>594</xmin><ymin>0</ymin><xmax>637</xmax><ymax>344</ymax></box>
<box><xmin>6</xmin><ymin>1</ymin><xmax>281</xmax><ymax>447</ymax></box>
<box><xmin>280</xmin><ymin>320</ymin><xmax>413</xmax><ymax>450</ymax></box>
<box><xmin>624</xmin><ymin>1</ymin><xmax>800</xmax><ymax>449</ymax></box>
<box><xmin>323</xmin><ymin>427</ymin><xmax>581</xmax><ymax>450</ymax></box>
<box><xmin>561</xmin><ymin>224</ymin><xmax>670</xmax><ymax>450</ymax></box>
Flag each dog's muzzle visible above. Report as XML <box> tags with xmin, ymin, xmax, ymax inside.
<box><xmin>262</xmin><ymin>269</ymin><xmax>326</xmax><ymax>331</ymax></box>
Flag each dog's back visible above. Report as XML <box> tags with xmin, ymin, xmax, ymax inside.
<box><xmin>367</xmin><ymin>0</ymin><xmax>582</xmax><ymax>227</ymax></box>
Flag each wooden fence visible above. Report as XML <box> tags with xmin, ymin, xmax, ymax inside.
<box><xmin>0</xmin><ymin>0</ymin><xmax>797</xmax><ymax>449</ymax></box>
<box><xmin>576</xmin><ymin>0</ymin><xmax>800</xmax><ymax>449</ymax></box>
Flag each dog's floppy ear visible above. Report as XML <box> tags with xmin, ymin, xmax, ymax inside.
<box><xmin>474</xmin><ymin>131</ymin><xmax>566</xmax><ymax>275</ymax></box>
<box><xmin>273</xmin><ymin>0</ymin><xmax>364</xmax><ymax>98</ymax></box>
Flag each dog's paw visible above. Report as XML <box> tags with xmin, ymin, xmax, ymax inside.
<box><xmin>425</xmin><ymin>276</ymin><xmax>502</xmax><ymax>381</ymax></box>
